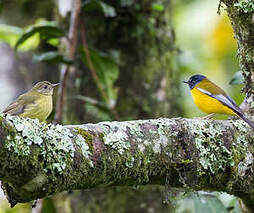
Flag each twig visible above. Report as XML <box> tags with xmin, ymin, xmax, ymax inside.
<box><xmin>54</xmin><ymin>0</ymin><xmax>81</xmax><ymax>123</ymax></box>
<box><xmin>217</xmin><ymin>0</ymin><xmax>222</xmax><ymax>15</ymax></box>
<box><xmin>80</xmin><ymin>22</ymin><xmax>120</xmax><ymax>120</ymax></box>
<box><xmin>31</xmin><ymin>199</ymin><xmax>43</xmax><ymax>213</ymax></box>
<box><xmin>80</xmin><ymin>22</ymin><xmax>108</xmax><ymax>103</ymax></box>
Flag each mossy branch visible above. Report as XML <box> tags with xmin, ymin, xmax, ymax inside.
<box><xmin>0</xmin><ymin>114</ymin><xmax>254</xmax><ymax>209</ymax></box>
<box><xmin>222</xmin><ymin>0</ymin><xmax>254</xmax><ymax>114</ymax></box>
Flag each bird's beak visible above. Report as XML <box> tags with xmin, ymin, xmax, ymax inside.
<box><xmin>52</xmin><ymin>83</ymin><xmax>60</xmax><ymax>87</ymax></box>
<box><xmin>183</xmin><ymin>81</ymin><xmax>188</xmax><ymax>84</ymax></box>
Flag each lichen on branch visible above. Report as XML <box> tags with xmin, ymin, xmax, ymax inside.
<box><xmin>0</xmin><ymin>114</ymin><xmax>254</xmax><ymax>208</ymax></box>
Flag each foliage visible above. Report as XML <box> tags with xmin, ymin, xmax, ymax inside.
<box><xmin>0</xmin><ymin>19</ymin><xmax>62</xmax><ymax>52</ymax></box>
<box><xmin>14</xmin><ymin>19</ymin><xmax>63</xmax><ymax>51</ymax></box>
<box><xmin>229</xmin><ymin>71</ymin><xmax>244</xmax><ymax>85</ymax></box>
<box><xmin>0</xmin><ymin>24</ymin><xmax>39</xmax><ymax>51</ymax></box>
<box><xmin>81</xmin><ymin>48</ymin><xmax>119</xmax><ymax>108</ymax></box>
<box><xmin>82</xmin><ymin>0</ymin><xmax>116</xmax><ymax>17</ymax></box>
<box><xmin>33</xmin><ymin>51</ymin><xmax>72</xmax><ymax>64</ymax></box>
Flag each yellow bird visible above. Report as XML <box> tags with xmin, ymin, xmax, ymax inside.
<box><xmin>184</xmin><ymin>74</ymin><xmax>254</xmax><ymax>129</ymax></box>
<box><xmin>2</xmin><ymin>81</ymin><xmax>59</xmax><ymax>122</ymax></box>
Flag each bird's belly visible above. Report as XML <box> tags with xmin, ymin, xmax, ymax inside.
<box><xmin>191</xmin><ymin>88</ymin><xmax>235</xmax><ymax>115</ymax></box>
<box><xmin>21</xmin><ymin>96</ymin><xmax>53</xmax><ymax>122</ymax></box>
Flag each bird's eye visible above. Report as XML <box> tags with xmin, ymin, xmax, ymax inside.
<box><xmin>43</xmin><ymin>85</ymin><xmax>48</xmax><ymax>89</ymax></box>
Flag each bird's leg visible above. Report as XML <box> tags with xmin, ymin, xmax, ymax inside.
<box><xmin>194</xmin><ymin>113</ymin><xmax>216</xmax><ymax>120</ymax></box>
<box><xmin>203</xmin><ymin>113</ymin><xmax>216</xmax><ymax>120</ymax></box>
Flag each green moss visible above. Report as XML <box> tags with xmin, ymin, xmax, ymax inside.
<box><xmin>181</xmin><ymin>159</ymin><xmax>193</xmax><ymax>164</ymax></box>
<box><xmin>4</xmin><ymin>115</ymin><xmax>76</xmax><ymax>175</ymax></box>
<box><xmin>75</xmin><ymin>128</ymin><xmax>94</xmax><ymax>153</ymax></box>
<box><xmin>184</xmin><ymin>120</ymin><xmax>234</xmax><ymax>174</ymax></box>
<box><xmin>98</xmin><ymin>149</ymin><xmax>152</xmax><ymax>186</ymax></box>
<box><xmin>234</xmin><ymin>0</ymin><xmax>254</xmax><ymax>13</ymax></box>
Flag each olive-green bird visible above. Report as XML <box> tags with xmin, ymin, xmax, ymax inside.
<box><xmin>2</xmin><ymin>81</ymin><xmax>59</xmax><ymax>122</ymax></box>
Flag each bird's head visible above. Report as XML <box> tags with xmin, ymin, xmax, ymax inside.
<box><xmin>32</xmin><ymin>81</ymin><xmax>59</xmax><ymax>96</ymax></box>
<box><xmin>183</xmin><ymin>74</ymin><xmax>206</xmax><ymax>90</ymax></box>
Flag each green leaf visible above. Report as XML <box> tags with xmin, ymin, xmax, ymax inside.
<box><xmin>83</xmin><ymin>0</ymin><xmax>116</xmax><ymax>17</ymax></box>
<box><xmin>74</xmin><ymin>95</ymin><xmax>112</xmax><ymax>114</ymax></box>
<box><xmin>81</xmin><ymin>48</ymin><xmax>119</xmax><ymax>107</ymax></box>
<box><xmin>229</xmin><ymin>71</ymin><xmax>244</xmax><ymax>85</ymax></box>
<box><xmin>47</xmin><ymin>38</ymin><xmax>60</xmax><ymax>47</ymax></box>
<box><xmin>33</xmin><ymin>51</ymin><xmax>72</xmax><ymax>64</ymax></box>
<box><xmin>15</xmin><ymin>19</ymin><xmax>64</xmax><ymax>51</ymax></box>
<box><xmin>86</xmin><ymin>102</ymin><xmax>113</xmax><ymax>121</ymax></box>
<box><xmin>0</xmin><ymin>24</ymin><xmax>40</xmax><ymax>51</ymax></box>
<box><xmin>15</xmin><ymin>26</ymin><xmax>63</xmax><ymax>50</ymax></box>
<box><xmin>152</xmin><ymin>3</ymin><xmax>164</xmax><ymax>11</ymax></box>
<box><xmin>0</xmin><ymin>24</ymin><xmax>23</xmax><ymax>47</ymax></box>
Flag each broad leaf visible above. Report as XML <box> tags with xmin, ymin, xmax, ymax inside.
<box><xmin>83</xmin><ymin>0</ymin><xmax>116</xmax><ymax>17</ymax></box>
<box><xmin>15</xmin><ymin>19</ymin><xmax>63</xmax><ymax>51</ymax></box>
<box><xmin>81</xmin><ymin>48</ymin><xmax>119</xmax><ymax>107</ymax></box>
<box><xmin>33</xmin><ymin>51</ymin><xmax>72</xmax><ymax>64</ymax></box>
<box><xmin>75</xmin><ymin>95</ymin><xmax>112</xmax><ymax>114</ymax></box>
<box><xmin>0</xmin><ymin>24</ymin><xmax>40</xmax><ymax>51</ymax></box>
<box><xmin>229</xmin><ymin>71</ymin><xmax>244</xmax><ymax>85</ymax></box>
<box><xmin>152</xmin><ymin>3</ymin><xmax>164</xmax><ymax>11</ymax></box>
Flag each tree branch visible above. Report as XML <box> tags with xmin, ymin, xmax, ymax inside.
<box><xmin>80</xmin><ymin>22</ymin><xmax>120</xmax><ymax>120</ymax></box>
<box><xmin>0</xmin><ymin>114</ymin><xmax>254</xmax><ymax>208</ymax></box>
<box><xmin>54</xmin><ymin>0</ymin><xmax>81</xmax><ymax>123</ymax></box>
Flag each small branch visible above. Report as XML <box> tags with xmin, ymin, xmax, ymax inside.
<box><xmin>55</xmin><ymin>0</ymin><xmax>81</xmax><ymax>123</ymax></box>
<box><xmin>31</xmin><ymin>199</ymin><xmax>43</xmax><ymax>213</ymax></box>
<box><xmin>217</xmin><ymin>0</ymin><xmax>223</xmax><ymax>15</ymax></box>
<box><xmin>80</xmin><ymin>22</ymin><xmax>120</xmax><ymax>120</ymax></box>
<box><xmin>55</xmin><ymin>64</ymin><xmax>69</xmax><ymax>124</ymax></box>
<box><xmin>80</xmin><ymin>22</ymin><xmax>107</xmax><ymax>102</ymax></box>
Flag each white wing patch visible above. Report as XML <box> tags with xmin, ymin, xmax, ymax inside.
<box><xmin>196</xmin><ymin>87</ymin><xmax>212</xmax><ymax>96</ymax></box>
<box><xmin>196</xmin><ymin>87</ymin><xmax>238</xmax><ymax>111</ymax></box>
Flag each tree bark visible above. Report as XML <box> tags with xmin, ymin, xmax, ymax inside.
<box><xmin>81</xmin><ymin>0</ymin><xmax>182</xmax><ymax>122</ymax></box>
<box><xmin>221</xmin><ymin>0</ymin><xmax>254</xmax><ymax>114</ymax></box>
<box><xmin>0</xmin><ymin>114</ymin><xmax>254</xmax><ymax>209</ymax></box>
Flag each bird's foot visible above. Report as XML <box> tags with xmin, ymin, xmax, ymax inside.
<box><xmin>194</xmin><ymin>113</ymin><xmax>216</xmax><ymax>120</ymax></box>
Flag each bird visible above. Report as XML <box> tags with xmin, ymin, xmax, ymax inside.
<box><xmin>2</xmin><ymin>81</ymin><xmax>59</xmax><ymax>122</ymax></box>
<box><xmin>184</xmin><ymin>74</ymin><xmax>254</xmax><ymax>129</ymax></box>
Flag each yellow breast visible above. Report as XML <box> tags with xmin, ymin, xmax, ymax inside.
<box><xmin>190</xmin><ymin>87</ymin><xmax>236</xmax><ymax>116</ymax></box>
<box><xmin>20</xmin><ymin>95</ymin><xmax>53</xmax><ymax>122</ymax></box>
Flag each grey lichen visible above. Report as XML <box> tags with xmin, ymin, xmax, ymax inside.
<box><xmin>5</xmin><ymin>115</ymin><xmax>76</xmax><ymax>174</ymax></box>
<box><xmin>99</xmin><ymin>121</ymin><xmax>131</xmax><ymax>154</ymax></box>
<box><xmin>5</xmin><ymin>134</ymin><xmax>30</xmax><ymax>156</ymax></box>
<box><xmin>125</xmin><ymin>156</ymin><xmax>135</xmax><ymax>168</ymax></box>
<box><xmin>93</xmin><ymin>119</ymin><xmax>179</xmax><ymax>155</ymax></box>
<box><xmin>1</xmin><ymin>114</ymin><xmax>254</xmax><ymax>207</ymax></box>
<box><xmin>238</xmin><ymin>151</ymin><xmax>253</xmax><ymax>177</ymax></box>
<box><xmin>234</xmin><ymin>0</ymin><xmax>254</xmax><ymax>13</ymax></box>
<box><xmin>185</xmin><ymin>119</ymin><xmax>234</xmax><ymax>174</ymax></box>
<box><xmin>74</xmin><ymin>134</ymin><xmax>93</xmax><ymax>167</ymax></box>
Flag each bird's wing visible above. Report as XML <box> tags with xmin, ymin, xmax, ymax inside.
<box><xmin>2</xmin><ymin>94</ymin><xmax>36</xmax><ymax>116</ymax></box>
<box><xmin>196</xmin><ymin>87</ymin><xmax>243</xmax><ymax>115</ymax></box>
<box><xmin>3</xmin><ymin>100</ymin><xmax>25</xmax><ymax>115</ymax></box>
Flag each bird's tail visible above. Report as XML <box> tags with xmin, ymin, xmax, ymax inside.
<box><xmin>235</xmin><ymin>111</ymin><xmax>254</xmax><ymax>129</ymax></box>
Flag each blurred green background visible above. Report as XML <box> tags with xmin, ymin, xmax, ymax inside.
<box><xmin>0</xmin><ymin>0</ymin><xmax>244</xmax><ymax>212</ymax></box>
